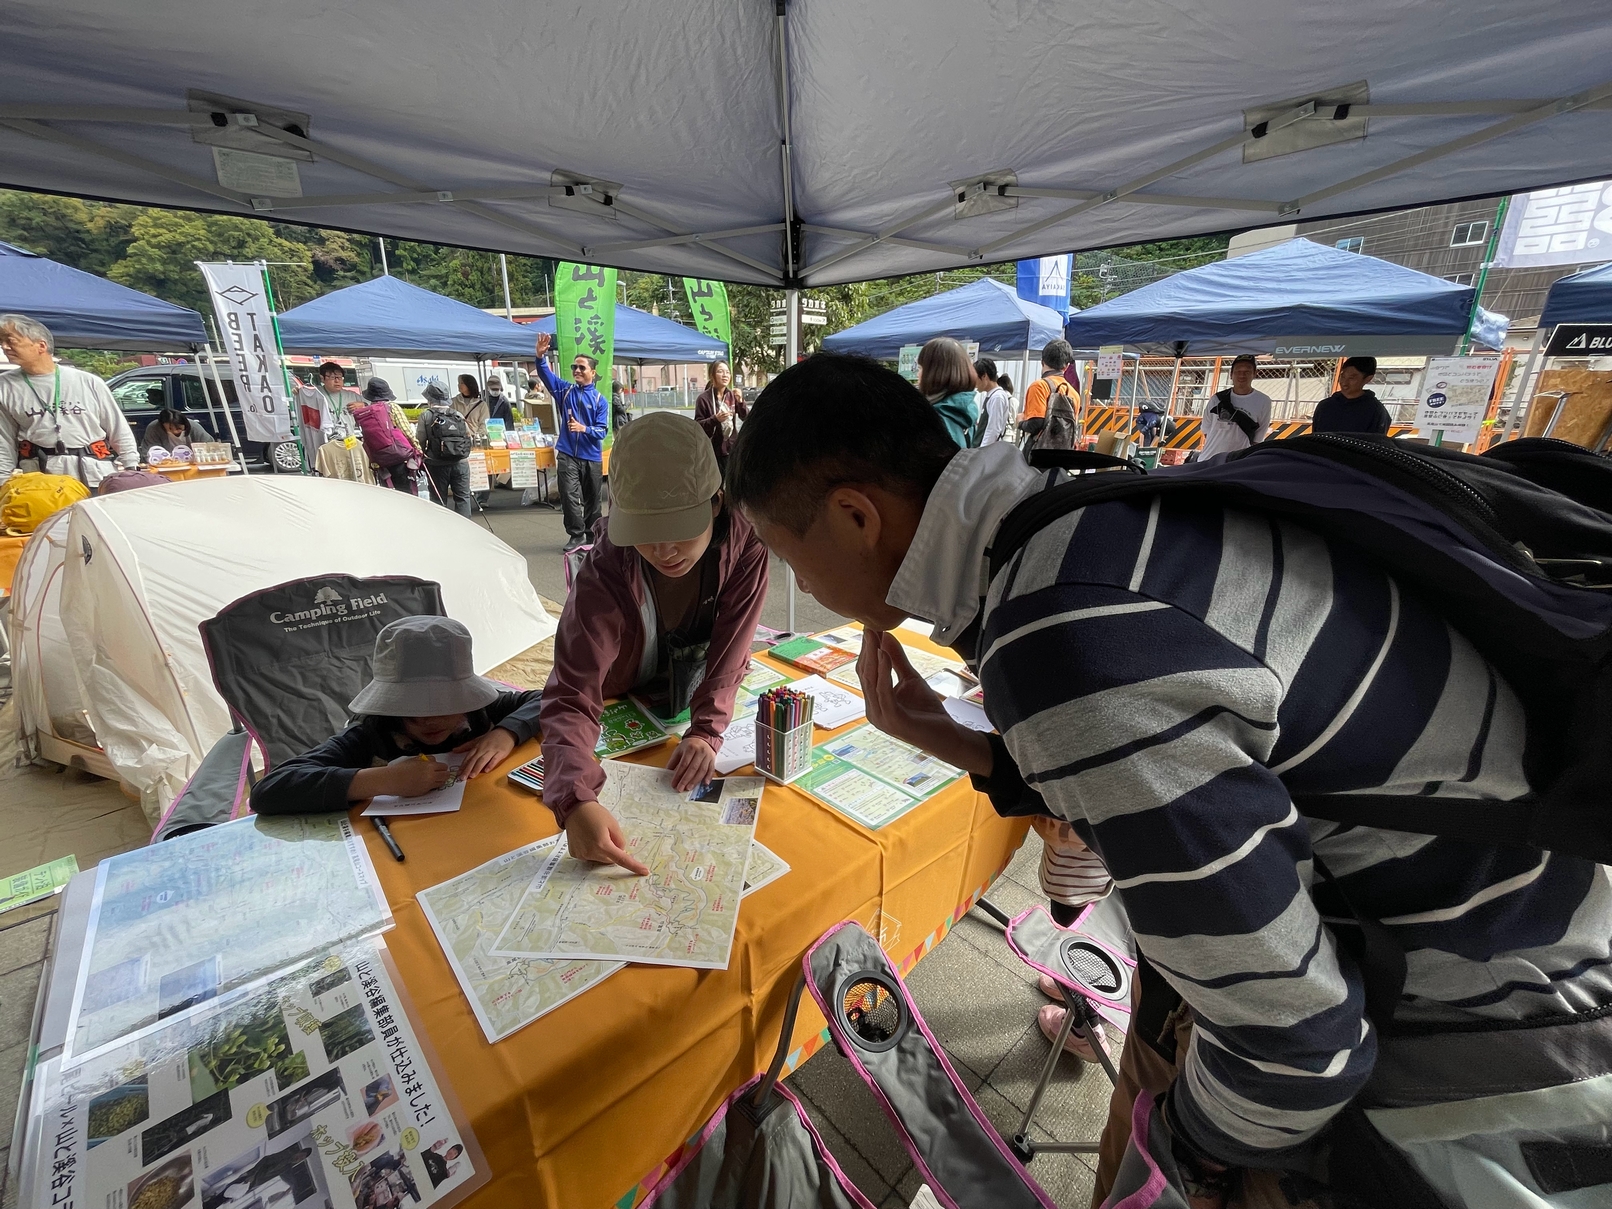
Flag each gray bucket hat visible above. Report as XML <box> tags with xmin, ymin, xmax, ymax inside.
<box><xmin>349</xmin><ymin>616</ymin><xmax>502</xmax><ymax>716</ymax></box>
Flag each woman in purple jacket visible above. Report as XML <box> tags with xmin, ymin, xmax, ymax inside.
<box><xmin>540</xmin><ymin>412</ymin><xmax>769</xmax><ymax>874</ymax></box>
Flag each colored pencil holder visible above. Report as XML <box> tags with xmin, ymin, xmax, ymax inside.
<box><xmin>756</xmin><ymin>718</ymin><xmax>814</xmax><ymax>784</ymax></box>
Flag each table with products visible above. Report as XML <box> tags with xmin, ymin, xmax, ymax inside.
<box><xmin>359</xmin><ymin>630</ymin><xmax>1026</xmax><ymax>1208</ymax></box>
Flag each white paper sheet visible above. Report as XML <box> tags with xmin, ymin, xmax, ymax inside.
<box><xmin>362</xmin><ymin>753</ymin><xmax>468</xmax><ymax>816</ymax></box>
<box><xmin>787</xmin><ymin>674</ymin><xmax>867</xmax><ymax>729</ymax></box>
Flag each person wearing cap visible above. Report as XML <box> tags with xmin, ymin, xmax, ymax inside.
<box><xmin>532</xmin><ymin>331</ymin><xmax>610</xmax><ymax>551</ymax></box>
<box><xmin>539</xmin><ymin>412</ymin><xmax>770</xmax><ymax>874</ymax></box>
<box><xmin>250</xmin><ymin>615</ymin><xmax>541</xmax><ymax>815</ymax></box>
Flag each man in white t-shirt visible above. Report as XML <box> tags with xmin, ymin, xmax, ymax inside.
<box><xmin>1197</xmin><ymin>353</ymin><xmax>1271</xmax><ymax>461</ymax></box>
<box><xmin>0</xmin><ymin>312</ymin><xmax>137</xmax><ymax>487</ymax></box>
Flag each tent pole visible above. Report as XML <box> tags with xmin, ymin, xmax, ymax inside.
<box><xmin>499</xmin><ymin>254</ymin><xmax>514</xmax><ymax>320</ymax></box>
<box><xmin>378</xmin><ymin>238</ymin><xmax>389</xmax><ymax>276</ymax></box>
<box><xmin>786</xmin><ymin>287</ymin><xmax>800</xmax><ymax>632</ymax></box>
<box><xmin>1167</xmin><ymin>356</ymin><xmax>1183</xmax><ymax>416</ymax></box>
<box><xmin>1021</xmin><ymin>349</ymin><xmax>1033</xmax><ymax>443</ymax></box>
<box><xmin>202</xmin><ymin>344</ymin><xmax>250</xmax><ymax>475</ymax></box>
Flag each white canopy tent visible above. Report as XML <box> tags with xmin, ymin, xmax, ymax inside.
<box><xmin>1</xmin><ymin>2</ymin><xmax>1609</xmax><ymax>287</ymax></box>
<box><xmin>14</xmin><ymin>477</ymin><xmax>555</xmax><ymax>822</ymax></box>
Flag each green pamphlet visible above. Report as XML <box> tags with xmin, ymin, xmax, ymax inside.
<box><xmin>0</xmin><ymin>855</ymin><xmax>78</xmax><ymax>915</ymax></box>
<box><xmin>597</xmin><ymin>699</ymin><xmax>671</xmax><ymax>756</ymax></box>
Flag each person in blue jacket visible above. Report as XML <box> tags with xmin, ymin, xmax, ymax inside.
<box><xmin>533</xmin><ymin>331</ymin><xmax>611</xmax><ymax>551</ymax></box>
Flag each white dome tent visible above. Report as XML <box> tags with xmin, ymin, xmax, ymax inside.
<box><xmin>17</xmin><ymin>477</ymin><xmax>554</xmax><ymax>821</ymax></box>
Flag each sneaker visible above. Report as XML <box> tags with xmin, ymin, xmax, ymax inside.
<box><xmin>1038</xmin><ymin>973</ymin><xmax>1064</xmax><ymax>1001</ymax></box>
<box><xmin>1037</xmin><ymin>1004</ymin><xmax>1102</xmax><ymax>1062</ymax></box>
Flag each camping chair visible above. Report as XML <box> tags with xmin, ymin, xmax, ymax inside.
<box><xmin>643</xmin><ymin>922</ymin><xmax>1057</xmax><ymax>1209</ymax></box>
<box><xmin>152</xmin><ymin>573</ymin><xmax>444</xmax><ymax>840</ymax></box>
<box><xmin>999</xmin><ymin>896</ymin><xmax>1136</xmax><ymax>1163</ymax></box>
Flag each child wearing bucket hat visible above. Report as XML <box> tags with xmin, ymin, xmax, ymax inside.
<box><xmin>540</xmin><ymin>411</ymin><xmax>769</xmax><ymax>874</ymax></box>
<box><xmin>251</xmin><ymin>615</ymin><xmax>542</xmax><ymax>815</ymax></box>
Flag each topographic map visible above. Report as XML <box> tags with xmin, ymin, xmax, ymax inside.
<box><xmin>419</xmin><ymin>832</ymin><xmax>788</xmax><ymax>1041</ymax></box>
<box><xmin>490</xmin><ymin>764</ymin><xmax>765</xmax><ymax>970</ymax></box>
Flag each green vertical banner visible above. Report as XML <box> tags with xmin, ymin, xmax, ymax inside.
<box><xmin>681</xmin><ymin>278</ymin><xmax>732</xmax><ymax>355</ymax></box>
<box><xmin>556</xmin><ymin>262</ymin><xmax>618</xmax><ymax>392</ymax></box>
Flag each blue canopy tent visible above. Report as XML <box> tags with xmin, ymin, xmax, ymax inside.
<box><xmin>527</xmin><ymin>304</ymin><xmax>725</xmax><ymax>364</ymax></box>
<box><xmin>276</xmin><ymin>275</ymin><xmax>536</xmax><ymax>357</ymax></box>
<box><xmin>1540</xmin><ymin>262</ymin><xmax>1612</xmax><ymax>327</ymax></box>
<box><xmin>1064</xmin><ymin>239</ymin><xmax>1509</xmax><ymax>357</ymax></box>
<box><xmin>0</xmin><ymin>240</ymin><xmax>208</xmax><ymax>351</ymax></box>
<box><xmin>822</xmin><ymin>278</ymin><xmax>1067</xmax><ymax>360</ymax></box>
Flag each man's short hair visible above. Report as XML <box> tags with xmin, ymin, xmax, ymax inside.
<box><xmin>318</xmin><ymin>360</ymin><xmax>344</xmax><ymax>378</ymax></box>
<box><xmin>1342</xmin><ymin>356</ymin><xmax>1377</xmax><ymax>378</ymax></box>
<box><xmin>1231</xmin><ymin>354</ymin><xmax>1257</xmax><ymax>371</ymax></box>
<box><xmin>0</xmin><ymin>313</ymin><xmax>54</xmax><ymax>354</ymax></box>
<box><xmin>727</xmin><ymin>352</ymin><xmax>959</xmax><ymax>536</ymax></box>
<box><xmin>1040</xmin><ymin>339</ymin><xmax>1073</xmax><ymax>371</ymax></box>
<box><xmin>572</xmin><ymin>354</ymin><xmax>598</xmax><ymax>371</ymax></box>
<box><xmin>973</xmin><ymin>357</ymin><xmax>998</xmax><ymax>381</ymax></box>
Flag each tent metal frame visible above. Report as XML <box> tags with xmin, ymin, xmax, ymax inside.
<box><xmin>4</xmin><ymin>74</ymin><xmax>1611</xmax><ymax>286</ymax></box>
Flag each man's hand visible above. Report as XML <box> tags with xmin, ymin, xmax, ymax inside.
<box><xmin>667</xmin><ymin>735</ymin><xmax>717</xmax><ymax>793</ymax></box>
<box><xmin>567</xmin><ymin>416</ymin><xmax>586</xmax><ymax>433</ymax></box>
<box><xmin>565</xmin><ymin>800</ymin><xmax>650</xmax><ymax>875</ymax></box>
<box><xmin>453</xmin><ymin>727</ymin><xmax>517</xmax><ymax>778</ymax></box>
<box><xmin>534</xmin><ymin>332</ymin><xmax>553</xmax><ymax>357</ymax></box>
<box><xmin>858</xmin><ymin>632</ymin><xmax>993</xmax><ymax>776</ymax></box>
<box><xmin>388</xmin><ymin>757</ymin><xmax>454</xmax><ymax>798</ymax></box>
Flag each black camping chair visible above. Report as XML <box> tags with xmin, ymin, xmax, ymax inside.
<box><xmin>152</xmin><ymin>574</ymin><xmax>444</xmax><ymax>841</ymax></box>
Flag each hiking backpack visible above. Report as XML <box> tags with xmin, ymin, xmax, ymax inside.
<box><xmin>350</xmin><ymin>402</ymin><xmax>416</xmax><ymax>468</ymax></box>
<box><xmin>985</xmin><ymin>433</ymin><xmax>1612</xmax><ymax>865</ymax></box>
<box><xmin>421</xmin><ymin>408</ymin><xmax>472</xmax><ymax>462</ymax></box>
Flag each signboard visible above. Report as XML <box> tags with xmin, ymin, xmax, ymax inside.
<box><xmin>1270</xmin><ymin>334</ymin><xmax>1460</xmax><ymax>357</ymax></box>
<box><xmin>1095</xmin><ymin>345</ymin><xmax>1124</xmax><ymax>381</ymax></box>
<box><xmin>1016</xmin><ymin>255</ymin><xmax>1073</xmax><ymax>317</ymax></box>
<box><xmin>1546</xmin><ymin>323</ymin><xmax>1612</xmax><ymax>357</ymax></box>
<box><xmin>1493</xmin><ymin>181</ymin><xmax>1612</xmax><ymax>269</ymax></box>
<box><xmin>508</xmin><ymin>448</ymin><xmax>538</xmax><ymax>488</ymax></box>
<box><xmin>555</xmin><ymin>262</ymin><xmax>617</xmax><ymax>395</ymax></box>
<box><xmin>467</xmin><ymin>450</ymin><xmax>490</xmax><ymax>493</ymax></box>
<box><xmin>1415</xmin><ymin>356</ymin><xmax>1501</xmax><ymax>444</ymax></box>
<box><xmin>898</xmin><ymin>345</ymin><xmax>921</xmax><ymax>381</ymax></box>
<box><xmin>196</xmin><ymin>261</ymin><xmax>295</xmax><ymax>444</ymax></box>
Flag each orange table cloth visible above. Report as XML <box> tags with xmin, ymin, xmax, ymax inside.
<box><xmin>0</xmin><ymin>532</ymin><xmax>26</xmax><ymax>596</ymax></box>
<box><xmin>357</xmin><ymin>641</ymin><xmax>1027</xmax><ymax>1209</ymax></box>
<box><xmin>480</xmin><ymin>446</ymin><xmax>560</xmax><ymax>476</ymax></box>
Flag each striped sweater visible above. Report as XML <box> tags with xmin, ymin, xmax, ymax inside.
<box><xmin>891</xmin><ymin>445</ymin><xmax>1612</xmax><ymax>1167</ymax></box>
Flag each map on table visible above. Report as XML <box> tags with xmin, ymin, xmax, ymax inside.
<box><xmin>64</xmin><ymin>816</ymin><xmax>390</xmax><ymax>1066</ymax></box>
<box><xmin>796</xmin><ymin>724</ymin><xmax>964</xmax><ymax>830</ymax></box>
<box><xmin>489</xmin><ymin>763</ymin><xmax>764</xmax><ymax>970</ymax></box>
<box><xmin>26</xmin><ymin>935</ymin><xmax>480</xmax><ymax>1209</ymax></box>
<box><xmin>420</xmin><ymin>834</ymin><xmax>789</xmax><ymax>1042</ymax></box>
<box><xmin>827</xmin><ymin>641</ymin><xmax>967</xmax><ymax>694</ymax></box>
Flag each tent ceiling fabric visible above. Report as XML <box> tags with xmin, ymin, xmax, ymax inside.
<box><xmin>1540</xmin><ymin>263</ymin><xmax>1612</xmax><ymax>326</ymax></box>
<box><xmin>3</xmin><ymin>1</ymin><xmax>1611</xmax><ymax>287</ymax></box>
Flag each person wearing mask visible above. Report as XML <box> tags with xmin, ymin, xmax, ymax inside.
<box><xmin>693</xmin><ymin>359</ymin><xmax>748</xmax><ymax>473</ymax></box>
<box><xmin>1198</xmin><ymin>353</ymin><xmax>1272</xmax><ymax>460</ymax></box>
<box><xmin>914</xmin><ymin>337</ymin><xmax>978</xmax><ymax>448</ymax></box>
<box><xmin>540</xmin><ymin>412</ymin><xmax>769</xmax><ymax>872</ymax></box>
<box><xmin>415</xmin><ymin>382</ymin><xmax>473</xmax><ymax>517</ymax></box>
<box><xmin>971</xmin><ymin>358</ymin><xmax>1011</xmax><ymax>447</ymax></box>
<box><xmin>1020</xmin><ymin>340</ymin><xmax>1079</xmax><ymax>445</ymax></box>
<box><xmin>1312</xmin><ymin>356</ymin><xmax>1392</xmax><ymax>434</ymax></box>
<box><xmin>532</xmin><ymin>332</ymin><xmax>609</xmax><ymax>552</ymax></box>
<box><xmin>483</xmin><ymin>375</ymin><xmax>517</xmax><ymax>430</ymax></box>
<box><xmin>0</xmin><ymin>313</ymin><xmax>137</xmax><ymax>488</ymax></box>
<box><xmin>141</xmin><ymin>408</ymin><xmax>211</xmax><ymax>457</ymax></box>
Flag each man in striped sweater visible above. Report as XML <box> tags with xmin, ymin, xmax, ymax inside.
<box><xmin>727</xmin><ymin>354</ymin><xmax>1612</xmax><ymax>1209</ymax></box>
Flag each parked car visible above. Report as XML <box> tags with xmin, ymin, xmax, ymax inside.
<box><xmin>107</xmin><ymin>361</ymin><xmax>304</xmax><ymax>473</ymax></box>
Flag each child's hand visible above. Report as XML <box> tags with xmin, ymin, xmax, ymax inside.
<box><xmin>667</xmin><ymin>735</ymin><xmax>717</xmax><ymax>792</ymax></box>
<box><xmin>454</xmin><ymin>727</ymin><xmax>517</xmax><ymax>778</ymax></box>
<box><xmin>390</xmin><ymin>757</ymin><xmax>452</xmax><ymax>798</ymax></box>
<box><xmin>565</xmin><ymin>800</ymin><xmax>649</xmax><ymax>875</ymax></box>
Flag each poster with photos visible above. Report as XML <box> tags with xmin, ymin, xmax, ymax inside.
<box><xmin>22</xmin><ymin>937</ymin><xmax>484</xmax><ymax>1209</ymax></box>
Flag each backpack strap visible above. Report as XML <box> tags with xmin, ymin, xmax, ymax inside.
<box><xmin>1212</xmin><ymin>389</ymin><xmax>1260</xmax><ymax>443</ymax></box>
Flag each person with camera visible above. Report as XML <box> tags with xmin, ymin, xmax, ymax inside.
<box><xmin>1198</xmin><ymin>353</ymin><xmax>1271</xmax><ymax>460</ymax></box>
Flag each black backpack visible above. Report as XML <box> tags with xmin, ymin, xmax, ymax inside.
<box><xmin>985</xmin><ymin>433</ymin><xmax>1612</xmax><ymax>865</ymax></box>
<box><xmin>422</xmin><ymin>408</ymin><xmax>472</xmax><ymax>462</ymax></box>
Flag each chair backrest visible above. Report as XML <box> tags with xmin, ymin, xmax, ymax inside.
<box><xmin>199</xmin><ymin>574</ymin><xmax>443</xmax><ymax>769</ymax></box>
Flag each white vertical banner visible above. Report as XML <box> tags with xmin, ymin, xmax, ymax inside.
<box><xmin>197</xmin><ymin>261</ymin><xmax>295</xmax><ymax>443</ymax></box>
<box><xmin>1415</xmin><ymin>356</ymin><xmax>1501</xmax><ymax>445</ymax></box>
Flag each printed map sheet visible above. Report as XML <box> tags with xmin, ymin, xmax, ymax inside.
<box><xmin>65</xmin><ymin>816</ymin><xmax>390</xmax><ymax>1066</ymax></box>
<box><xmin>827</xmin><ymin>642</ymin><xmax>966</xmax><ymax>694</ymax></box>
<box><xmin>490</xmin><ymin>764</ymin><xmax>763</xmax><ymax>970</ymax></box>
<box><xmin>420</xmin><ymin>834</ymin><xmax>788</xmax><ymax>1042</ymax></box>
<box><xmin>797</xmin><ymin>724</ymin><xmax>964</xmax><ymax>830</ymax></box>
<box><xmin>25</xmin><ymin>936</ymin><xmax>482</xmax><ymax>1209</ymax></box>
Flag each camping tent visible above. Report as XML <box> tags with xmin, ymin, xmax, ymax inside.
<box><xmin>0</xmin><ymin>240</ymin><xmax>209</xmax><ymax>351</ymax></box>
<box><xmin>2</xmin><ymin>2</ymin><xmax>1608</xmax><ymax>286</ymax></box>
<box><xmin>821</xmin><ymin>278</ymin><xmax>1067</xmax><ymax>359</ymax></box>
<box><xmin>528</xmin><ymin>304</ymin><xmax>726</xmax><ymax>364</ymax></box>
<box><xmin>34</xmin><ymin>476</ymin><xmax>554</xmax><ymax>820</ymax></box>
<box><xmin>1063</xmin><ymin>239</ymin><xmax>1509</xmax><ymax>356</ymax></box>
<box><xmin>1540</xmin><ymin>262</ymin><xmax>1612</xmax><ymax>327</ymax></box>
<box><xmin>276</xmin><ymin>275</ymin><xmax>537</xmax><ymax>357</ymax></box>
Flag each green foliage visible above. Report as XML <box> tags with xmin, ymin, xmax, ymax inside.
<box><xmin>106</xmin><ymin>210</ymin><xmax>316</xmax><ymax>313</ymax></box>
<box><xmin>59</xmin><ymin>349</ymin><xmax>139</xmax><ymax>379</ymax></box>
<box><xmin>0</xmin><ymin>190</ymin><xmax>137</xmax><ymax>276</ymax></box>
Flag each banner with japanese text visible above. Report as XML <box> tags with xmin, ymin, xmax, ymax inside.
<box><xmin>681</xmin><ymin>278</ymin><xmax>732</xmax><ymax>354</ymax></box>
<box><xmin>197</xmin><ymin>261</ymin><xmax>296</xmax><ymax>444</ymax></box>
<box><xmin>556</xmin><ymin>262</ymin><xmax>617</xmax><ymax>392</ymax></box>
